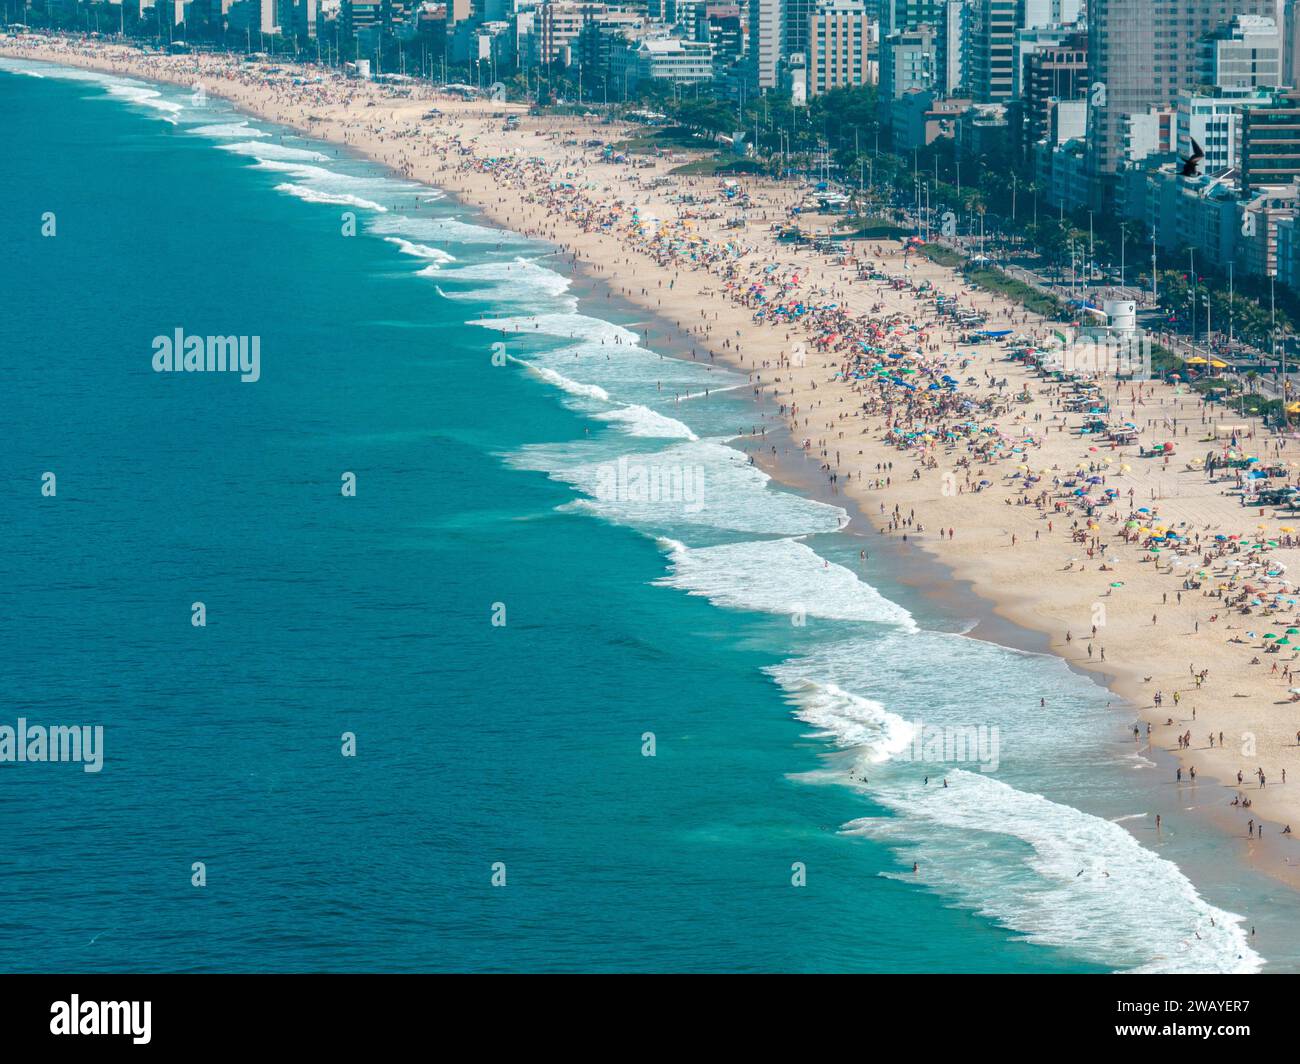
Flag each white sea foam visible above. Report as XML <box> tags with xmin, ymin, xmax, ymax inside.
<box><xmin>844</xmin><ymin>771</ymin><xmax>1261</xmax><ymax>974</ymax></box>
<box><xmin>219</xmin><ymin>140</ymin><xmax>330</xmax><ymax>162</ymax></box>
<box><xmin>780</xmin><ymin>678</ymin><xmax>916</xmax><ymax>762</ymax></box>
<box><xmin>273</xmin><ymin>183</ymin><xmax>388</xmax><ymax>211</ymax></box>
<box><xmin>0</xmin><ymin>59</ymin><xmax>116</xmax><ymax>85</ymax></box>
<box><xmin>593</xmin><ymin>405</ymin><xmax>698</xmax><ymax>440</ymax></box>
<box><xmin>509</xmin><ymin>438</ymin><xmax>849</xmax><ymax>535</ymax></box>
<box><xmin>507</xmin><ymin>357</ymin><xmax>610</xmax><ymax>401</ymax></box>
<box><xmin>104</xmin><ymin>82</ymin><xmax>184</xmax><ymax>114</ymax></box>
<box><xmin>371</xmin><ymin>213</ymin><xmax>522</xmax><ymax>246</ymax></box>
<box><xmin>189</xmin><ymin>121</ymin><xmax>269</xmax><ymax>139</ymax></box>
<box><xmin>656</xmin><ymin>537</ymin><xmax>916</xmax><ymax>628</ymax></box>
<box><xmin>777</xmin><ymin>629</ymin><xmax>1119</xmax><ymax>769</ymax></box>
<box><xmin>249</xmin><ymin>159</ymin><xmax>342</xmax><ymax>181</ymax></box>
<box><xmin>525</xmin><ymin>341</ymin><xmax>742</xmax><ymax>410</ymax></box>
<box><xmin>434</xmin><ymin>258</ymin><xmax>574</xmax><ymax>306</ymax></box>
<box><xmin>386</xmin><ymin>237</ymin><xmax>456</xmax><ymax>264</ymax></box>
<box><xmin>500</xmin><ymin>348</ymin><xmax>701</xmax><ymax>439</ymax></box>
<box><xmin>764</xmin><ymin>627</ymin><xmax>1259</xmax><ymax>973</ymax></box>
<box><xmin>249</xmin><ymin>158</ymin><xmax>420</xmax><ymax>196</ymax></box>
<box><xmin>470</xmin><ymin>311</ymin><xmax>639</xmax><ymax>346</ymax></box>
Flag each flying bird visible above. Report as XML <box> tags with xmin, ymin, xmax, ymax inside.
<box><xmin>1181</xmin><ymin>137</ymin><xmax>1205</xmax><ymax>177</ymax></box>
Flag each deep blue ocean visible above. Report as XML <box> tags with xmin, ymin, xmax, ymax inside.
<box><xmin>2</xmin><ymin>58</ymin><xmax>1295</xmax><ymax>973</ymax></box>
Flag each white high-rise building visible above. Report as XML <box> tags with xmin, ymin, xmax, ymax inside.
<box><xmin>750</xmin><ymin>0</ymin><xmax>784</xmax><ymax>89</ymax></box>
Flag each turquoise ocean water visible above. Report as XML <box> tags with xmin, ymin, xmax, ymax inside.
<box><xmin>2</xmin><ymin>58</ymin><xmax>1296</xmax><ymax>973</ymax></box>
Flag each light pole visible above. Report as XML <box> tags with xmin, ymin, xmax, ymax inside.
<box><xmin>1151</xmin><ymin>231</ymin><xmax>1158</xmax><ymax>302</ymax></box>
<box><xmin>1087</xmin><ymin>210</ymin><xmax>1094</xmax><ymax>288</ymax></box>
<box><xmin>1273</xmin><ymin>275</ymin><xmax>1285</xmax><ymax>429</ymax></box>
<box><xmin>1229</xmin><ymin>262</ymin><xmax>1234</xmax><ymax>344</ymax></box>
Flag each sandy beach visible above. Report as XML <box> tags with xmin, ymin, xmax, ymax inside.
<box><xmin>11</xmin><ymin>33</ymin><xmax>1300</xmax><ymax>887</ymax></box>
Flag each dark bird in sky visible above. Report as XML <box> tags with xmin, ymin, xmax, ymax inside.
<box><xmin>1181</xmin><ymin>137</ymin><xmax>1205</xmax><ymax>177</ymax></box>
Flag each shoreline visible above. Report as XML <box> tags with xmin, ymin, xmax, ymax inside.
<box><xmin>8</xmin><ymin>38</ymin><xmax>1300</xmax><ymax>912</ymax></box>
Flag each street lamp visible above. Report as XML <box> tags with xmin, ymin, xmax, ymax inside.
<box><xmin>1087</xmin><ymin>210</ymin><xmax>1094</xmax><ymax>288</ymax></box>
